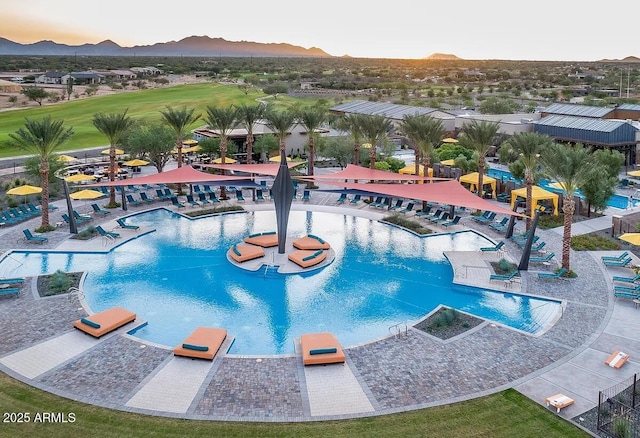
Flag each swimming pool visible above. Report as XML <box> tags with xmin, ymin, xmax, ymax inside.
<box><xmin>487</xmin><ymin>168</ymin><xmax>638</xmax><ymax>209</ymax></box>
<box><xmin>0</xmin><ymin>209</ymin><xmax>561</xmax><ymax>355</ymax></box>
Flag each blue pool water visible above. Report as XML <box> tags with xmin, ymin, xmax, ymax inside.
<box><xmin>487</xmin><ymin>168</ymin><xmax>637</xmax><ymax>210</ymax></box>
<box><xmin>0</xmin><ymin>209</ymin><xmax>562</xmax><ymax>355</ymax></box>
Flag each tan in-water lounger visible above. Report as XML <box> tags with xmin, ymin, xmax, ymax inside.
<box><xmin>173</xmin><ymin>327</ymin><xmax>228</xmax><ymax>360</ymax></box>
<box><xmin>292</xmin><ymin>235</ymin><xmax>330</xmax><ymax>251</ymax></box>
<box><xmin>243</xmin><ymin>232</ymin><xmax>279</xmax><ymax>248</ymax></box>
<box><xmin>300</xmin><ymin>332</ymin><xmax>345</xmax><ymax>365</ymax></box>
<box><xmin>228</xmin><ymin>244</ymin><xmax>265</xmax><ymax>263</ymax></box>
<box><xmin>73</xmin><ymin>306</ymin><xmax>137</xmax><ymax>338</ymax></box>
<box><xmin>288</xmin><ymin>249</ymin><xmax>327</xmax><ymax>268</ymax></box>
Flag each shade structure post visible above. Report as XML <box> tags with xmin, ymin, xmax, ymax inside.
<box><xmin>62</xmin><ymin>179</ymin><xmax>77</xmax><ymax>234</ymax></box>
<box><xmin>518</xmin><ymin>208</ymin><xmax>543</xmax><ymax>271</ymax></box>
<box><xmin>121</xmin><ymin>186</ymin><xmax>127</xmax><ymax>211</ymax></box>
<box><xmin>272</xmin><ymin>149</ymin><xmax>294</xmax><ymax>254</ymax></box>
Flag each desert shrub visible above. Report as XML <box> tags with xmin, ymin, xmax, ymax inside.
<box><xmin>537</xmin><ymin>213</ymin><xmax>564</xmax><ymax>229</ymax></box>
<box><xmin>49</xmin><ymin>270</ymin><xmax>72</xmax><ymax>294</ymax></box>
<box><xmin>382</xmin><ymin>214</ymin><xmax>432</xmax><ymax>235</ymax></box>
<box><xmin>571</xmin><ymin>234</ymin><xmax>621</xmax><ymax>251</ymax></box>
<box><xmin>612</xmin><ymin>417</ymin><xmax>631</xmax><ymax>438</ymax></box>
<box><xmin>186</xmin><ymin>205</ymin><xmax>244</xmax><ymax>217</ymax></box>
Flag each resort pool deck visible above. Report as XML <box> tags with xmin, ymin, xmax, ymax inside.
<box><xmin>0</xmin><ymin>190</ymin><xmax>630</xmax><ymax>422</ymax></box>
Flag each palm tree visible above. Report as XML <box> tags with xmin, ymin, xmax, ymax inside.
<box><xmin>399</xmin><ymin>114</ymin><xmax>444</xmax><ymax>176</ymax></box>
<box><xmin>7</xmin><ymin>116</ymin><xmax>73</xmax><ymax>230</ymax></box>
<box><xmin>359</xmin><ymin>115</ymin><xmax>392</xmax><ymax>170</ymax></box>
<box><xmin>458</xmin><ymin>120</ymin><xmax>500</xmax><ymax>197</ymax></box>
<box><xmin>333</xmin><ymin>113</ymin><xmax>366</xmax><ymax>165</ymax></box>
<box><xmin>160</xmin><ymin>106</ymin><xmax>200</xmax><ymax>170</ymax></box>
<box><xmin>501</xmin><ymin>132</ymin><xmax>555</xmax><ymax>230</ymax></box>
<box><xmin>539</xmin><ymin>143</ymin><xmax>594</xmax><ymax>271</ymax></box>
<box><xmin>236</xmin><ymin>104</ymin><xmax>265</xmax><ymax>164</ymax></box>
<box><xmin>204</xmin><ymin>105</ymin><xmax>238</xmax><ymax>199</ymax></box>
<box><xmin>92</xmin><ymin>110</ymin><xmax>133</xmax><ymax>206</ymax></box>
<box><xmin>264</xmin><ymin>108</ymin><xmax>297</xmax><ymax>155</ymax></box>
<box><xmin>298</xmin><ymin>107</ymin><xmax>327</xmax><ymax>176</ymax></box>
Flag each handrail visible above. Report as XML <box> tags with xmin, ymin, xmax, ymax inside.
<box><xmin>389</xmin><ymin>321</ymin><xmax>408</xmax><ymax>337</ymax></box>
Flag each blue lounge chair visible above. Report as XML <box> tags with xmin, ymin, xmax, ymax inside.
<box><xmin>73</xmin><ymin>210</ymin><xmax>92</xmax><ymax>223</ymax></box>
<box><xmin>378</xmin><ymin>197</ymin><xmax>391</xmax><ymax>209</ymax></box>
<box><xmin>22</xmin><ymin>229</ymin><xmax>47</xmax><ymax>243</ymax></box>
<box><xmin>350</xmin><ymin>194</ymin><xmax>361</xmax><ymax>204</ymax></box>
<box><xmin>613</xmin><ymin>283</ymin><xmax>640</xmax><ymax>295</ymax></box>
<box><xmin>0</xmin><ymin>277</ymin><xmax>24</xmax><ymax>285</ymax></box>
<box><xmin>1</xmin><ymin>211</ymin><xmax>20</xmax><ymax>224</ymax></box>
<box><xmin>424</xmin><ymin>209</ymin><xmax>443</xmax><ymax>222</ymax></box>
<box><xmin>415</xmin><ymin>206</ymin><xmax>432</xmax><ymax>217</ymax></box>
<box><xmin>538</xmin><ymin>267</ymin><xmax>568</xmax><ymax>280</ymax></box>
<box><xmin>389</xmin><ymin>199</ymin><xmax>404</xmax><ymax>210</ymax></box>
<box><xmin>481</xmin><ymin>241</ymin><xmax>505</xmax><ymax>253</ymax></box>
<box><xmin>369</xmin><ymin>196</ymin><xmax>383</xmax><ymax>208</ymax></box>
<box><xmin>170</xmin><ymin>196</ymin><xmax>185</xmax><ymax>209</ymax></box>
<box><xmin>96</xmin><ymin>225</ymin><xmax>120</xmax><ymax>239</ymax></box>
<box><xmin>335</xmin><ymin>193</ymin><xmax>347</xmax><ymax>204</ymax></box>
<box><xmin>530</xmin><ymin>241</ymin><xmax>547</xmax><ymax>252</ymax></box>
<box><xmin>116</xmin><ymin>218</ymin><xmax>139</xmax><ymax>230</ymax></box>
<box><xmin>0</xmin><ymin>288</ymin><xmax>20</xmax><ymax>298</ymax></box>
<box><xmin>186</xmin><ymin>194</ymin><xmax>200</xmax><ymax>207</ymax></box>
<box><xmin>139</xmin><ymin>192</ymin><xmax>154</xmax><ymax>204</ymax></box>
<box><xmin>602</xmin><ymin>251</ymin><xmax>629</xmax><ymax>262</ymax></box>
<box><xmin>91</xmin><ymin>203</ymin><xmax>110</xmax><ymax>215</ymax></box>
<box><xmin>431</xmin><ymin>212</ymin><xmax>450</xmax><ymax>224</ymax></box>
<box><xmin>203</xmin><ymin>185</ymin><xmax>214</xmax><ymax>195</ymax></box>
<box><xmin>489</xmin><ymin>217</ymin><xmax>509</xmax><ymax>230</ymax></box>
<box><xmin>235</xmin><ymin>190</ymin><xmax>245</xmax><ymax>202</ymax></box>
<box><xmin>255</xmin><ymin>189</ymin><xmax>265</xmax><ymax>202</ymax></box>
<box><xmin>442</xmin><ymin>215</ymin><xmax>461</xmax><ymax>228</ymax></box>
<box><xmin>163</xmin><ymin>188</ymin><xmax>173</xmax><ymax>199</ymax></box>
<box><xmin>399</xmin><ymin>202</ymin><xmax>414</xmax><ymax>215</ymax></box>
<box><xmin>126</xmin><ymin>194</ymin><xmax>142</xmax><ymax>206</ymax></box>
<box><xmin>472</xmin><ymin>211</ymin><xmax>492</xmax><ymax>222</ymax></box>
<box><xmin>612</xmin><ymin>273</ymin><xmax>640</xmax><ymax>283</ymax></box>
<box><xmin>198</xmin><ymin>193</ymin><xmax>211</xmax><ymax>205</ymax></box>
<box><xmin>18</xmin><ymin>205</ymin><xmax>39</xmax><ymax>218</ymax></box>
<box><xmin>208</xmin><ymin>192</ymin><xmax>220</xmax><ymax>203</ymax></box>
<box><xmin>301</xmin><ymin>190</ymin><xmax>310</xmax><ymax>202</ymax></box>
<box><xmin>529</xmin><ymin>252</ymin><xmax>555</xmax><ymax>263</ymax></box>
<box><xmin>155</xmin><ymin>189</ymin><xmax>170</xmax><ymax>201</ymax></box>
<box><xmin>269</xmin><ymin>190</ymin><xmax>274</xmax><ymax>201</ymax></box>
<box><xmin>614</xmin><ymin>290</ymin><xmax>640</xmax><ymax>300</ymax></box>
<box><xmin>604</xmin><ymin>257</ymin><xmax>633</xmax><ymax>268</ymax></box>
<box><xmin>192</xmin><ymin>185</ymin><xmax>203</xmax><ymax>195</ymax></box>
<box><xmin>490</xmin><ymin>270</ymin><xmax>518</xmax><ymax>282</ymax></box>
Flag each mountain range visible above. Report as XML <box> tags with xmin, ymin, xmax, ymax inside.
<box><xmin>0</xmin><ymin>35</ymin><xmax>332</xmax><ymax>58</ymax></box>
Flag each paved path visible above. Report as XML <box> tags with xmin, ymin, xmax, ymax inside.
<box><xmin>0</xmin><ymin>175</ymin><xmax>638</xmax><ymax>426</ymax></box>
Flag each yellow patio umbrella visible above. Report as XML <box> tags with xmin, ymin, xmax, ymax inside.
<box><xmin>57</xmin><ymin>154</ymin><xmax>78</xmax><ymax>163</ymax></box>
<box><xmin>7</xmin><ymin>185</ymin><xmax>42</xmax><ymax>196</ymax></box>
<box><xmin>65</xmin><ymin>173</ymin><xmax>96</xmax><ymax>183</ymax></box>
<box><xmin>123</xmin><ymin>159</ymin><xmax>150</xmax><ymax>167</ymax></box>
<box><xmin>212</xmin><ymin>157</ymin><xmax>237</xmax><ymax>164</ymax></box>
<box><xmin>627</xmin><ymin>170</ymin><xmax>640</xmax><ymax>177</ymax></box>
<box><xmin>440</xmin><ymin>159</ymin><xmax>456</xmax><ymax>166</ymax></box>
<box><xmin>69</xmin><ymin>189</ymin><xmax>105</xmax><ymax>200</ymax></box>
<box><xmin>101</xmin><ymin>148</ymin><xmax>125</xmax><ymax>155</ymax></box>
<box><xmin>182</xmin><ymin>139</ymin><xmax>198</xmax><ymax>145</ymax></box>
<box><xmin>361</xmin><ymin>143</ymin><xmax>372</xmax><ymax>149</ymax></box>
<box><xmin>442</xmin><ymin>138</ymin><xmax>459</xmax><ymax>143</ymax></box>
<box><xmin>619</xmin><ymin>233</ymin><xmax>640</xmax><ymax>245</ymax></box>
<box><xmin>269</xmin><ymin>155</ymin><xmax>291</xmax><ymax>162</ymax></box>
<box><xmin>398</xmin><ymin>164</ymin><xmax>433</xmax><ymax>177</ymax></box>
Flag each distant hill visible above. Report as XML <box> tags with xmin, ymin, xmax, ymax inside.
<box><xmin>598</xmin><ymin>56</ymin><xmax>640</xmax><ymax>63</ymax></box>
<box><xmin>424</xmin><ymin>53</ymin><xmax>462</xmax><ymax>60</ymax></box>
<box><xmin>0</xmin><ymin>35</ymin><xmax>332</xmax><ymax>58</ymax></box>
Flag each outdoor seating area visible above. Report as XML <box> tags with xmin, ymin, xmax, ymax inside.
<box><xmin>292</xmin><ymin>234</ymin><xmax>330</xmax><ymax>250</ymax></box>
<box><xmin>288</xmin><ymin>249</ymin><xmax>327</xmax><ymax>268</ymax></box>
<box><xmin>173</xmin><ymin>327</ymin><xmax>228</xmax><ymax>360</ymax></box>
<box><xmin>300</xmin><ymin>332</ymin><xmax>345</xmax><ymax>366</ymax></box>
<box><xmin>73</xmin><ymin>306</ymin><xmax>137</xmax><ymax>338</ymax></box>
<box><xmin>228</xmin><ymin>243</ymin><xmax>265</xmax><ymax>263</ymax></box>
<box><xmin>243</xmin><ymin>231</ymin><xmax>278</xmax><ymax>248</ymax></box>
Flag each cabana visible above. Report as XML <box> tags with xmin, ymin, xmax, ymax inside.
<box><xmin>398</xmin><ymin>164</ymin><xmax>433</xmax><ymax>177</ymax></box>
<box><xmin>510</xmin><ymin>186</ymin><xmax>559</xmax><ymax>215</ymax></box>
<box><xmin>459</xmin><ymin>172</ymin><xmax>496</xmax><ymax>198</ymax></box>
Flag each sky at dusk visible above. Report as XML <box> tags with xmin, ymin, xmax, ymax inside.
<box><xmin>1</xmin><ymin>0</ymin><xmax>638</xmax><ymax>61</ymax></box>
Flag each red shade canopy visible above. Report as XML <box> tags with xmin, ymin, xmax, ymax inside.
<box><xmin>202</xmin><ymin>163</ymin><xmax>300</xmax><ymax>176</ymax></box>
<box><xmin>87</xmin><ymin>165</ymin><xmax>250</xmax><ymax>187</ymax></box>
<box><xmin>299</xmin><ymin>164</ymin><xmax>446</xmax><ymax>182</ymax></box>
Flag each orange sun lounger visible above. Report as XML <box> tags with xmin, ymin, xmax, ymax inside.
<box><xmin>292</xmin><ymin>235</ymin><xmax>330</xmax><ymax>251</ymax></box>
<box><xmin>288</xmin><ymin>249</ymin><xmax>327</xmax><ymax>268</ymax></box>
<box><xmin>605</xmin><ymin>350</ymin><xmax>630</xmax><ymax>369</ymax></box>
<box><xmin>73</xmin><ymin>306</ymin><xmax>137</xmax><ymax>338</ymax></box>
<box><xmin>173</xmin><ymin>327</ymin><xmax>228</xmax><ymax>360</ymax></box>
<box><xmin>300</xmin><ymin>332</ymin><xmax>345</xmax><ymax>366</ymax></box>
<box><xmin>243</xmin><ymin>232</ymin><xmax>279</xmax><ymax>248</ymax></box>
<box><xmin>228</xmin><ymin>243</ymin><xmax>265</xmax><ymax>263</ymax></box>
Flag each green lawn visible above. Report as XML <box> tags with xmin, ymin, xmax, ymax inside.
<box><xmin>0</xmin><ymin>373</ymin><xmax>588</xmax><ymax>438</ymax></box>
<box><xmin>0</xmin><ymin>83</ymin><xmax>307</xmax><ymax>157</ymax></box>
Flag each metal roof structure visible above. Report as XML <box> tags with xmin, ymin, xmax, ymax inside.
<box><xmin>541</xmin><ymin>103</ymin><xmax>614</xmax><ymax>119</ymax></box>
<box><xmin>534</xmin><ymin>115</ymin><xmax>638</xmax><ymax>145</ymax></box>
<box><xmin>329</xmin><ymin>100</ymin><xmax>449</xmax><ymax>120</ymax></box>
<box><xmin>617</xmin><ymin>104</ymin><xmax>640</xmax><ymax>112</ymax></box>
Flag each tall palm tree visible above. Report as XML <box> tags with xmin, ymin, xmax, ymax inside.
<box><xmin>502</xmin><ymin>132</ymin><xmax>555</xmax><ymax>230</ymax></box>
<box><xmin>399</xmin><ymin>114</ymin><xmax>444</xmax><ymax>176</ymax></box>
<box><xmin>204</xmin><ymin>105</ymin><xmax>238</xmax><ymax>199</ymax></box>
<box><xmin>236</xmin><ymin>103</ymin><xmax>265</xmax><ymax>164</ymax></box>
<box><xmin>160</xmin><ymin>106</ymin><xmax>201</xmax><ymax>170</ymax></box>
<box><xmin>539</xmin><ymin>143</ymin><xmax>594</xmax><ymax>271</ymax></box>
<box><xmin>359</xmin><ymin>115</ymin><xmax>392</xmax><ymax>170</ymax></box>
<box><xmin>298</xmin><ymin>107</ymin><xmax>327</xmax><ymax>176</ymax></box>
<box><xmin>333</xmin><ymin>113</ymin><xmax>366</xmax><ymax>165</ymax></box>
<box><xmin>92</xmin><ymin>110</ymin><xmax>133</xmax><ymax>206</ymax></box>
<box><xmin>264</xmin><ymin>108</ymin><xmax>297</xmax><ymax>155</ymax></box>
<box><xmin>458</xmin><ymin>120</ymin><xmax>500</xmax><ymax>197</ymax></box>
<box><xmin>7</xmin><ymin>116</ymin><xmax>73</xmax><ymax>229</ymax></box>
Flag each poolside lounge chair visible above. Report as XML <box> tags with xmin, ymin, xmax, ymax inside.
<box><xmin>350</xmin><ymin>194</ymin><xmax>361</xmax><ymax>204</ymax></box>
<box><xmin>0</xmin><ymin>288</ymin><xmax>20</xmax><ymax>298</ymax></box>
<box><xmin>602</xmin><ymin>251</ymin><xmax>629</xmax><ymax>262</ymax></box>
<box><xmin>538</xmin><ymin>267</ymin><xmax>567</xmax><ymax>280</ymax></box>
<box><xmin>116</xmin><ymin>218</ymin><xmax>139</xmax><ymax>231</ymax></box>
<box><xmin>481</xmin><ymin>241</ymin><xmax>505</xmax><ymax>253</ymax></box>
<box><xmin>389</xmin><ymin>199</ymin><xmax>404</xmax><ymax>210</ymax></box>
<box><xmin>399</xmin><ymin>202</ymin><xmax>414</xmax><ymax>215</ymax></box>
<box><xmin>292</xmin><ymin>235</ymin><xmax>331</xmax><ymax>250</ymax></box>
<box><xmin>369</xmin><ymin>196</ymin><xmax>383</xmax><ymax>208</ymax></box>
<box><xmin>423</xmin><ymin>209</ymin><xmax>443</xmax><ymax>222</ymax></box>
<box><xmin>255</xmin><ymin>189</ymin><xmax>265</xmax><ymax>202</ymax></box>
<box><xmin>18</xmin><ymin>205</ymin><xmax>39</xmax><ymax>218</ymax></box>
<box><xmin>73</xmin><ymin>306</ymin><xmax>137</xmax><ymax>338</ymax></box>
<box><xmin>228</xmin><ymin>244</ymin><xmax>265</xmax><ymax>263</ymax></box>
<box><xmin>613</xmin><ymin>283</ymin><xmax>640</xmax><ymax>295</ymax></box>
<box><xmin>170</xmin><ymin>196</ymin><xmax>185</xmax><ymax>209</ymax></box>
<box><xmin>198</xmin><ymin>193</ymin><xmax>211</xmax><ymax>205</ymax></box>
<box><xmin>173</xmin><ymin>327</ymin><xmax>228</xmax><ymax>360</ymax></box>
<box><xmin>377</xmin><ymin>197</ymin><xmax>391</xmax><ymax>209</ymax></box>
<box><xmin>489</xmin><ymin>270</ymin><xmax>518</xmax><ymax>282</ymax></box>
<box><xmin>604</xmin><ymin>257</ymin><xmax>632</xmax><ymax>268</ymax></box>
<box><xmin>489</xmin><ymin>217</ymin><xmax>509</xmax><ymax>230</ymax></box>
<box><xmin>301</xmin><ymin>190</ymin><xmax>310</xmax><ymax>202</ymax></box>
<box><xmin>605</xmin><ymin>350</ymin><xmax>630</xmax><ymax>369</ymax></box>
<box><xmin>300</xmin><ymin>332</ymin><xmax>345</xmax><ymax>366</ymax></box>
<box><xmin>91</xmin><ymin>203</ymin><xmax>111</xmax><ymax>215</ymax></box>
<box><xmin>530</xmin><ymin>241</ymin><xmax>547</xmax><ymax>252</ymax></box>
<box><xmin>73</xmin><ymin>210</ymin><xmax>92</xmax><ymax>223</ymax></box>
<box><xmin>431</xmin><ymin>212</ymin><xmax>450</xmax><ymax>224</ymax></box>
<box><xmin>22</xmin><ymin>229</ymin><xmax>47</xmax><ymax>243</ymax></box>
<box><xmin>139</xmin><ymin>192</ymin><xmax>155</xmax><ymax>204</ymax></box>
<box><xmin>336</xmin><ymin>193</ymin><xmax>347</xmax><ymax>204</ymax></box>
<box><xmin>474</xmin><ymin>211</ymin><xmax>496</xmax><ymax>224</ymax></box>
<box><xmin>235</xmin><ymin>190</ymin><xmax>245</xmax><ymax>202</ymax></box>
<box><xmin>614</xmin><ymin>290</ymin><xmax>640</xmax><ymax>300</ymax></box>
<box><xmin>186</xmin><ymin>194</ymin><xmax>200</xmax><ymax>207</ymax></box>
<box><xmin>529</xmin><ymin>252</ymin><xmax>555</xmax><ymax>263</ymax></box>
<box><xmin>612</xmin><ymin>273</ymin><xmax>640</xmax><ymax>283</ymax></box>
<box><xmin>0</xmin><ymin>277</ymin><xmax>24</xmax><ymax>285</ymax></box>
<box><xmin>516</xmin><ymin>235</ymin><xmax>540</xmax><ymax>247</ymax></box>
<box><xmin>96</xmin><ymin>225</ymin><xmax>120</xmax><ymax>239</ymax></box>
<box><xmin>203</xmin><ymin>185</ymin><xmax>214</xmax><ymax>195</ymax></box>
<box><xmin>155</xmin><ymin>189</ymin><xmax>170</xmax><ymax>201</ymax></box>
<box><xmin>192</xmin><ymin>185</ymin><xmax>203</xmax><ymax>195</ymax></box>
<box><xmin>414</xmin><ymin>206</ymin><xmax>432</xmax><ymax>217</ymax></box>
<box><xmin>208</xmin><ymin>192</ymin><xmax>220</xmax><ymax>203</ymax></box>
<box><xmin>126</xmin><ymin>194</ymin><xmax>142</xmax><ymax>206</ymax></box>
<box><xmin>244</xmin><ymin>231</ymin><xmax>278</xmax><ymax>248</ymax></box>
<box><xmin>442</xmin><ymin>215</ymin><xmax>461</xmax><ymax>228</ymax></box>
<box><xmin>288</xmin><ymin>249</ymin><xmax>327</xmax><ymax>268</ymax></box>
<box><xmin>545</xmin><ymin>394</ymin><xmax>574</xmax><ymax>413</ymax></box>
